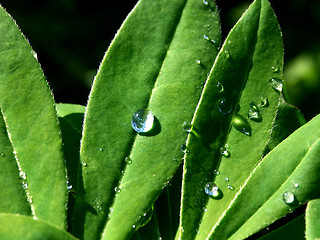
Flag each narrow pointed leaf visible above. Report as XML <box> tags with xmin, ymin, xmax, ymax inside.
<box><xmin>178</xmin><ymin>0</ymin><xmax>284</xmax><ymax>238</ymax></box>
<box><xmin>209</xmin><ymin>114</ymin><xmax>320</xmax><ymax>239</ymax></box>
<box><xmin>0</xmin><ymin>214</ymin><xmax>78</xmax><ymax>240</ymax></box>
<box><xmin>0</xmin><ymin>6</ymin><xmax>67</xmax><ymax>229</ymax></box>
<box><xmin>73</xmin><ymin>0</ymin><xmax>221</xmax><ymax>239</ymax></box>
<box><xmin>306</xmin><ymin>199</ymin><xmax>320</xmax><ymax>239</ymax></box>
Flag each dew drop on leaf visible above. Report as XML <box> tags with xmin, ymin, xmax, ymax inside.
<box><xmin>204</xmin><ymin>182</ymin><xmax>220</xmax><ymax>198</ymax></box>
<box><xmin>248</xmin><ymin>102</ymin><xmax>262</xmax><ymax>122</ymax></box>
<box><xmin>125</xmin><ymin>157</ymin><xmax>132</xmax><ymax>165</ymax></box>
<box><xmin>180</xmin><ymin>144</ymin><xmax>189</xmax><ymax>153</ymax></box>
<box><xmin>114</xmin><ymin>186</ymin><xmax>121</xmax><ymax>193</ymax></box>
<box><xmin>217</xmin><ymin>82</ymin><xmax>224</xmax><ymax>93</ymax></box>
<box><xmin>195</xmin><ymin>59</ymin><xmax>201</xmax><ymax>65</ymax></box>
<box><xmin>203</xmin><ymin>0</ymin><xmax>209</xmax><ymax>5</ymax></box>
<box><xmin>213</xmin><ymin>169</ymin><xmax>220</xmax><ymax>175</ymax></box>
<box><xmin>19</xmin><ymin>171</ymin><xmax>27</xmax><ymax>180</ymax></box>
<box><xmin>225</xmin><ymin>177</ymin><xmax>229</xmax><ymax>182</ymax></box>
<box><xmin>283</xmin><ymin>191</ymin><xmax>295</xmax><ymax>205</ymax></box>
<box><xmin>182</xmin><ymin>121</ymin><xmax>192</xmax><ymax>133</ymax></box>
<box><xmin>227</xmin><ymin>184</ymin><xmax>234</xmax><ymax>190</ymax></box>
<box><xmin>219</xmin><ymin>146</ymin><xmax>230</xmax><ymax>158</ymax></box>
<box><xmin>131</xmin><ymin>109</ymin><xmax>154</xmax><ymax>133</ymax></box>
<box><xmin>269</xmin><ymin>78</ymin><xmax>283</xmax><ymax>92</ymax></box>
<box><xmin>0</xmin><ymin>152</ymin><xmax>5</xmax><ymax>157</ymax></box>
<box><xmin>218</xmin><ymin>98</ymin><xmax>232</xmax><ymax>114</ymax></box>
<box><xmin>271</xmin><ymin>66</ymin><xmax>280</xmax><ymax>73</ymax></box>
<box><xmin>258</xmin><ymin>97</ymin><xmax>269</xmax><ymax>107</ymax></box>
<box><xmin>224</xmin><ymin>50</ymin><xmax>230</xmax><ymax>59</ymax></box>
<box><xmin>294</xmin><ymin>183</ymin><xmax>299</xmax><ymax>188</ymax></box>
<box><xmin>232</xmin><ymin>114</ymin><xmax>251</xmax><ymax>136</ymax></box>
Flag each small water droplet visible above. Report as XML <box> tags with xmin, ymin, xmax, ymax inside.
<box><xmin>232</xmin><ymin>114</ymin><xmax>251</xmax><ymax>136</ymax></box>
<box><xmin>22</xmin><ymin>182</ymin><xmax>28</xmax><ymax>190</ymax></box>
<box><xmin>131</xmin><ymin>109</ymin><xmax>155</xmax><ymax>133</ymax></box>
<box><xmin>203</xmin><ymin>0</ymin><xmax>209</xmax><ymax>5</ymax></box>
<box><xmin>227</xmin><ymin>184</ymin><xmax>234</xmax><ymax>190</ymax></box>
<box><xmin>272</xmin><ymin>66</ymin><xmax>280</xmax><ymax>73</ymax></box>
<box><xmin>225</xmin><ymin>177</ymin><xmax>229</xmax><ymax>182</ymax></box>
<box><xmin>195</xmin><ymin>59</ymin><xmax>201</xmax><ymax>65</ymax></box>
<box><xmin>283</xmin><ymin>191</ymin><xmax>295</xmax><ymax>205</ymax></box>
<box><xmin>67</xmin><ymin>184</ymin><xmax>73</xmax><ymax>190</ymax></box>
<box><xmin>204</xmin><ymin>182</ymin><xmax>221</xmax><ymax>198</ymax></box>
<box><xmin>114</xmin><ymin>186</ymin><xmax>121</xmax><ymax>193</ymax></box>
<box><xmin>31</xmin><ymin>50</ymin><xmax>37</xmax><ymax>59</ymax></box>
<box><xmin>182</xmin><ymin>121</ymin><xmax>192</xmax><ymax>133</ymax></box>
<box><xmin>99</xmin><ymin>148</ymin><xmax>103</xmax><ymax>152</ymax></box>
<box><xmin>217</xmin><ymin>82</ymin><xmax>224</xmax><ymax>93</ymax></box>
<box><xmin>19</xmin><ymin>171</ymin><xmax>27</xmax><ymax>180</ymax></box>
<box><xmin>248</xmin><ymin>102</ymin><xmax>262</xmax><ymax>122</ymax></box>
<box><xmin>269</xmin><ymin>78</ymin><xmax>283</xmax><ymax>92</ymax></box>
<box><xmin>0</xmin><ymin>152</ymin><xmax>5</xmax><ymax>157</ymax></box>
<box><xmin>224</xmin><ymin>50</ymin><xmax>230</xmax><ymax>59</ymax></box>
<box><xmin>180</xmin><ymin>144</ymin><xmax>189</xmax><ymax>153</ymax></box>
<box><xmin>219</xmin><ymin>146</ymin><xmax>230</xmax><ymax>158</ymax></box>
<box><xmin>81</xmin><ymin>161</ymin><xmax>87</xmax><ymax>167</ymax></box>
<box><xmin>203</xmin><ymin>35</ymin><xmax>216</xmax><ymax>44</ymax></box>
<box><xmin>125</xmin><ymin>157</ymin><xmax>132</xmax><ymax>165</ymax></box>
<box><xmin>218</xmin><ymin>98</ymin><xmax>232</xmax><ymax>114</ymax></box>
<box><xmin>294</xmin><ymin>183</ymin><xmax>299</xmax><ymax>188</ymax></box>
<box><xmin>258</xmin><ymin>97</ymin><xmax>269</xmax><ymax>107</ymax></box>
<box><xmin>132</xmin><ymin>225</ymin><xmax>136</xmax><ymax>229</ymax></box>
<box><xmin>213</xmin><ymin>169</ymin><xmax>220</xmax><ymax>175</ymax></box>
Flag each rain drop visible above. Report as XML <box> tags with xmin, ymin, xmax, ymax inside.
<box><xmin>213</xmin><ymin>169</ymin><xmax>220</xmax><ymax>175</ymax></box>
<box><xmin>131</xmin><ymin>109</ymin><xmax>155</xmax><ymax>133</ymax></box>
<box><xmin>258</xmin><ymin>97</ymin><xmax>269</xmax><ymax>107</ymax></box>
<box><xmin>204</xmin><ymin>182</ymin><xmax>221</xmax><ymax>198</ymax></box>
<box><xmin>232</xmin><ymin>114</ymin><xmax>251</xmax><ymax>136</ymax></box>
<box><xmin>248</xmin><ymin>102</ymin><xmax>262</xmax><ymax>122</ymax></box>
<box><xmin>182</xmin><ymin>121</ymin><xmax>192</xmax><ymax>133</ymax></box>
<box><xmin>294</xmin><ymin>183</ymin><xmax>299</xmax><ymax>188</ymax></box>
<box><xmin>218</xmin><ymin>98</ymin><xmax>232</xmax><ymax>114</ymax></box>
<box><xmin>227</xmin><ymin>184</ymin><xmax>234</xmax><ymax>190</ymax></box>
<box><xmin>219</xmin><ymin>146</ymin><xmax>230</xmax><ymax>158</ymax></box>
<box><xmin>195</xmin><ymin>59</ymin><xmax>201</xmax><ymax>65</ymax></box>
<box><xmin>225</xmin><ymin>177</ymin><xmax>229</xmax><ymax>182</ymax></box>
<box><xmin>99</xmin><ymin>148</ymin><xmax>103</xmax><ymax>152</ymax></box>
<box><xmin>203</xmin><ymin>35</ymin><xmax>216</xmax><ymax>44</ymax></box>
<box><xmin>282</xmin><ymin>191</ymin><xmax>295</xmax><ymax>205</ymax></box>
<box><xmin>0</xmin><ymin>152</ymin><xmax>5</xmax><ymax>157</ymax></box>
<box><xmin>81</xmin><ymin>161</ymin><xmax>87</xmax><ymax>167</ymax></box>
<box><xmin>19</xmin><ymin>171</ymin><xmax>27</xmax><ymax>180</ymax></box>
<box><xmin>216</xmin><ymin>82</ymin><xmax>224</xmax><ymax>93</ymax></box>
<box><xmin>271</xmin><ymin>66</ymin><xmax>280</xmax><ymax>73</ymax></box>
<box><xmin>269</xmin><ymin>78</ymin><xmax>283</xmax><ymax>92</ymax></box>
<box><xmin>125</xmin><ymin>157</ymin><xmax>132</xmax><ymax>165</ymax></box>
<box><xmin>114</xmin><ymin>186</ymin><xmax>121</xmax><ymax>193</ymax></box>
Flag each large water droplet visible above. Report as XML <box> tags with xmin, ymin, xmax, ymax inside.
<box><xmin>131</xmin><ymin>109</ymin><xmax>155</xmax><ymax>133</ymax></box>
<box><xmin>219</xmin><ymin>146</ymin><xmax>230</xmax><ymax>158</ymax></box>
<box><xmin>283</xmin><ymin>191</ymin><xmax>295</xmax><ymax>205</ymax></box>
<box><xmin>248</xmin><ymin>102</ymin><xmax>262</xmax><ymax>122</ymax></box>
<box><xmin>204</xmin><ymin>182</ymin><xmax>221</xmax><ymax>198</ymax></box>
<box><xmin>269</xmin><ymin>78</ymin><xmax>283</xmax><ymax>92</ymax></box>
<box><xmin>182</xmin><ymin>121</ymin><xmax>192</xmax><ymax>133</ymax></box>
<box><xmin>232</xmin><ymin>114</ymin><xmax>251</xmax><ymax>136</ymax></box>
<box><xmin>137</xmin><ymin>205</ymin><xmax>154</xmax><ymax>228</ymax></box>
<box><xmin>218</xmin><ymin>98</ymin><xmax>232</xmax><ymax>114</ymax></box>
<box><xmin>258</xmin><ymin>97</ymin><xmax>269</xmax><ymax>107</ymax></box>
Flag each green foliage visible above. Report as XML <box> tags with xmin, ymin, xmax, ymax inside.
<box><xmin>0</xmin><ymin>0</ymin><xmax>319</xmax><ymax>240</ymax></box>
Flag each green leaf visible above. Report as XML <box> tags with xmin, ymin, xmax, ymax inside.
<box><xmin>258</xmin><ymin>215</ymin><xmax>305</xmax><ymax>240</ymax></box>
<box><xmin>208</xmin><ymin>114</ymin><xmax>320</xmax><ymax>239</ymax></box>
<box><xmin>56</xmin><ymin>103</ymin><xmax>86</xmax><ymax>231</ymax></box>
<box><xmin>72</xmin><ymin>0</ymin><xmax>221</xmax><ymax>239</ymax></box>
<box><xmin>178</xmin><ymin>0</ymin><xmax>284</xmax><ymax>238</ymax></box>
<box><xmin>0</xmin><ymin>213</ymin><xmax>78</xmax><ymax>240</ymax></box>
<box><xmin>0</xmin><ymin>6</ymin><xmax>67</xmax><ymax>229</ymax></box>
<box><xmin>306</xmin><ymin>199</ymin><xmax>320</xmax><ymax>239</ymax></box>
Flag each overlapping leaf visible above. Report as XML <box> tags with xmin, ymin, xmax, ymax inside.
<box><xmin>178</xmin><ymin>0</ymin><xmax>284</xmax><ymax>238</ymax></box>
<box><xmin>306</xmin><ymin>199</ymin><xmax>320</xmax><ymax>239</ymax></box>
<box><xmin>0</xmin><ymin>5</ymin><xmax>67</xmax><ymax>229</ymax></box>
<box><xmin>72</xmin><ymin>0</ymin><xmax>221</xmax><ymax>239</ymax></box>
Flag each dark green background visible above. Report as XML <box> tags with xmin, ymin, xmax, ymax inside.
<box><xmin>1</xmin><ymin>0</ymin><xmax>319</xmax><ymax>119</ymax></box>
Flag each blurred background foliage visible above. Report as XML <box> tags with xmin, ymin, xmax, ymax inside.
<box><xmin>0</xmin><ymin>0</ymin><xmax>319</xmax><ymax>120</ymax></box>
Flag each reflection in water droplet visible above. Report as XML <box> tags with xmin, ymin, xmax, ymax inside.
<box><xmin>180</xmin><ymin>144</ymin><xmax>189</xmax><ymax>153</ymax></box>
<box><xmin>219</xmin><ymin>146</ymin><xmax>230</xmax><ymax>158</ymax></box>
<box><xmin>272</xmin><ymin>66</ymin><xmax>280</xmax><ymax>73</ymax></box>
<box><xmin>269</xmin><ymin>78</ymin><xmax>283</xmax><ymax>92</ymax></box>
<box><xmin>131</xmin><ymin>109</ymin><xmax>155</xmax><ymax>133</ymax></box>
<box><xmin>232</xmin><ymin>114</ymin><xmax>251</xmax><ymax>136</ymax></box>
<box><xmin>258</xmin><ymin>97</ymin><xmax>269</xmax><ymax>107</ymax></box>
<box><xmin>218</xmin><ymin>98</ymin><xmax>232</xmax><ymax>114</ymax></box>
<box><xmin>283</xmin><ymin>191</ymin><xmax>295</xmax><ymax>205</ymax></box>
<box><xmin>204</xmin><ymin>182</ymin><xmax>220</xmax><ymax>198</ymax></box>
<box><xmin>125</xmin><ymin>157</ymin><xmax>132</xmax><ymax>165</ymax></box>
<box><xmin>217</xmin><ymin>82</ymin><xmax>224</xmax><ymax>93</ymax></box>
<box><xmin>248</xmin><ymin>102</ymin><xmax>262</xmax><ymax>122</ymax></box>
<box><xmin>182</xmin><ymin>121</ymin><xmax>192</xmax><ymax>133</ymax></box>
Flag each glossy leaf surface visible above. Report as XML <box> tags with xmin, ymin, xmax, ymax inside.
<box><xmin>178</xmin><ymin>0</ymin><xmax>284</xmax><ymax>239</ymax></box>
<box><xmin>0</xmin><ymin>5</ymin><xmax>67</xmax><ymax>229</ymax></box>
<box><xmin>73</xmin><ymin>0</ymin><xmax>221</xmax><ymax>239</ymax></box>
<box><xmin>0</xmin><ymin>214</ymin><xmax>77</xmax><ymax>240</ymax></box>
